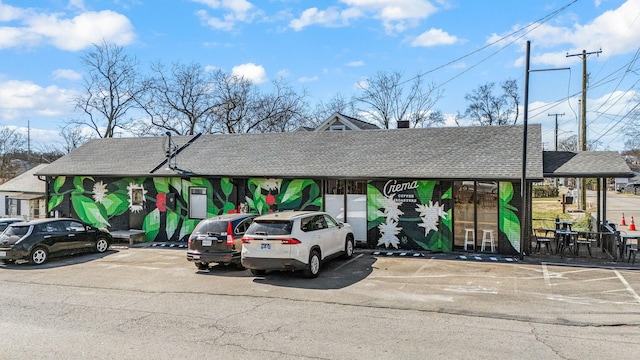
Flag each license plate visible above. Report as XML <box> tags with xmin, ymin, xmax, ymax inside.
<box><xmin>261</xmin><ymin>243</ymin><xmax>271</xmax><ymax>250</ymax></box>
<box><xmin>202</xmin><ymin>239</ymin><xmax>212</xmax><ymax>247</ymax></box>
<box><xmin>0</xmin><ymin>251</ymin><xmax>5</xmax><ymax>257</ymax></box>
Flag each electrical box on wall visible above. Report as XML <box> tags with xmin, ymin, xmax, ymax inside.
<box><xmin>166</xmin><ymin>193</ymin><xmax>176</xmax><ymax>211</ymax></box>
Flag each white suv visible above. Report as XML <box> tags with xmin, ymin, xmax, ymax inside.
<box><xmin>241</xmin><ymin>211</ymin><xmax>355</xmax><ymax>278</ymax></box>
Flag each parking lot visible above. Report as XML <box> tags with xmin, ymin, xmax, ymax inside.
<box><xmin>2</xmin><ymin>246</ymin><xmax>640</xmax><ymax>359</ymax></box>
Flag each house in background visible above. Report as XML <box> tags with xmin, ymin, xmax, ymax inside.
<box><xmin>0</xmin><ymin>164</ymin><xmax>47</xmax><ymax>220</ymax></box>
<box><xmin>314</xmin><ymin>112</ymin><xmax>380</xmax><ymax>131</ymax></box>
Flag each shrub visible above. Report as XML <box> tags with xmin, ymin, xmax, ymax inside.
<box><xmin>532</xmin><ymin>185</ymin><xmax>559</xmax><ymax>198</ymax></box>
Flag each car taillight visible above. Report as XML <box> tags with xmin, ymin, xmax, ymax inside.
<box><xmin>241</xmin><ymin>237</ymin><xmax>250</xmax><ymax>244</ymax></box>
<box><xmin>226</xmin><ymin>222</ymin><xmax>234</xmax><ymax>245</ymax></box>
<box><xmin>280</xmin><ymin>238</ymin><xmax>301</xmax><ymax>245</ymax></box>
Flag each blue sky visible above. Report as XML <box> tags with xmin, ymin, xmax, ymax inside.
<box><xmin>0</xmin><ymin>0</ymin><xmax>639</xmax><ymax>152</ymax></box>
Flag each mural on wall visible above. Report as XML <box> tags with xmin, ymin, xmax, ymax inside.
<box><xmin>246</xmin><ymin>178</ymin><xmax>322</xmax><ymax>214</ymax></box>
<box><xmin>48</xmin><ymin>176</ymin><xmax>322</xmax><ymax>243</ymax></box>
<box><xmin>498</xmin><ymin>181</ymin><xmax>521</xmax><ymax>253</ymax></box>
<box><xmin>367</xmin><ymin>179</ymin><xmax>452</xmax><ymax>251</ymax></box>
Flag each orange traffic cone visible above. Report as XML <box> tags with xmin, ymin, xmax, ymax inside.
<box><xmin>630</xmin><ymin>216</ymin><xmax>637</xmax><ymax>231</ymax></box>
<box><xmin>621</xmin><ymin>213</ymin><xmax>627</xmax><ymax>226</ymax></box>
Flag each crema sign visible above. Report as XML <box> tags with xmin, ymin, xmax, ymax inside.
<box><xmin>383</xmin><ymin>180</ymin><xmax>418</xmax><ymax>197</ymax></box>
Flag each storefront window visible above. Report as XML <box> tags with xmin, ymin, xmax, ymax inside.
<box><xmin>453</xmin><ymin>181</ymin><xmax>498</xmax><ymax>252</ymax></box>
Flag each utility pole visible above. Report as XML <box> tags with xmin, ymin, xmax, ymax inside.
<box><xmin>566</xmin><ymin>49</ymin><xmax>602</xmax><ymax>211</ymax></box>
<box><xmin>548</xmin><ymin>113</ymin><xmax>564</xmax><ymax>188</ymax></box>
<box><xmin>548</xmin><ymin>113</ymin><xmax>564</xmax><ymax>150</ymax></box>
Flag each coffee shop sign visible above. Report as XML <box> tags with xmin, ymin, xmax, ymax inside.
<box><xmin>383</xmin><ymin>180</ymin><xmax>418</xmax><ymax>197</ymax></box>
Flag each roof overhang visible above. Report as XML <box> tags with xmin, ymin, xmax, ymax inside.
<box><xmin>543</xmin><ymin>151</ymin><xmax>634</xmax><ymax>178</ymax></box>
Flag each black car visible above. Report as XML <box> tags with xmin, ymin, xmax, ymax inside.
<box><xmin>0</xmin><ymin>218</ymin><xmax>112</xmax><ymax>265</ymax></box>
<box><xmin>186</xmin><ymin>213</ymin><xmax>255</xmax><ymax>270</ymax></box>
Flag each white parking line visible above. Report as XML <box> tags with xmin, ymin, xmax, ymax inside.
<box><xmin>614</xmin><ymin>270</ymin><xmax>640</xmax><ymax>304</ymax></box>
<box><xmin>333</xmin><ymin>253</ymin><xmax>363</xmax><ymax>271</ymax></box>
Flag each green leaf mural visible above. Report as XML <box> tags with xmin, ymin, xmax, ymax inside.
<box><xmin>499</xmin><ymin>182</ymin><xmax>520</xmax><ymax>252</ymax></box>
<box><xmin>53</xmin><ymin>176</ymin><xmax>66</xmax><ymax>192</ymax></box>
<box><xmin>71</xmin><ymin>194</ymin><xmax>109</xmax><ymax>228</ymax></box>
<box><xmin>143</xmin><ymin>208</ymin><xmax>160</xmax><ymax>241</ymax></box>
<box><xmin>102</xmin><ymin>192</ymin><xmax>129</xmax><ymax>217</ymax></box>
<box><xmin>48</xmin><ymin>194</ymin><xmax>64</xmax><ymax>212</ymax></box>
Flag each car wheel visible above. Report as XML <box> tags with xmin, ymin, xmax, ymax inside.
<box><xmin>95</xmin><ymin>237</ymin><xmax>110</xmax><ymax>253</ymax></box>
<box><xmin>195</xmin><ymin>262</ymin><xmax>209</xmax><ymax>270</ymax></box>
<box><xmin>30</xmin><ymin>247</ymin><xmax>48</xmax><ymax>265</ymax></box>
<box><xmin>343</xmin><ymin>236</ymin><xmax>354</xmax><ymax>259</ymax></box>
<box><xmin>303</xmin><ymin>250</ymin><xmax>321</xmax><ymax>278</ymax></box>
<box><xmin>250</xmin><ymin>269</ymin><xmax>266</xmax><ymax>276</ymax></box>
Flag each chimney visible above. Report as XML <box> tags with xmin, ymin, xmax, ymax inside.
<box><xmin>397</xmin><ymin>120</ymin><xmax>409</xmax><ymax>129</ymax></box>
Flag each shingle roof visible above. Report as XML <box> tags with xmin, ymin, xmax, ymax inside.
<box><xmin>0</xmin><ymin>164</ymin><xmax>47</xmax><ymax>193</ymax></box>
<box><xmin>36</xmin><ymin>125</ymin><xmax>544</xmax><ymax>181</ymax></box>
<box><xmin>543</xmin><ymin>151</ymin><xmax>633</xmax><ymax>178</ymax></box>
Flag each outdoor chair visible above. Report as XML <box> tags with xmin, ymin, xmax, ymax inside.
<box><xmin>533</xmin><ymin>228</ymin><xmax>553</xmax><ymax>254</ymax></box>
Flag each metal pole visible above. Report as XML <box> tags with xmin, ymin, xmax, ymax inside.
<box><xmin>520</xmin><ymin>41</ymin><xmax>530</xmax><ymax>259</ymax></box>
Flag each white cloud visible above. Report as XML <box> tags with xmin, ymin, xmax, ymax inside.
<box><xmin>0</xmin><ymin>5</ymin><xmax>135</xmax><ymax>51</ymax></box>
<box><xmin>289</xmin><ymin>7</ymin><xmax>362</xmax><ymax>31</ymax></box>
<box><xmin>0</xmin><ymin>2</ymin><xmax>25</xmax><ymax>21</ymax></box>
<box><xmin>0</xmin><ymin>80</ymin><xmax>77</xmax><ymax>121</ymax></box>
<box><xmin>52</xmin><ymin>69</ymin><xmax>82</xmax><ymax>81</ymax></box>
<box><xmin>291</xmin><ymin>0</ymin><xmax>438</xmax><ymax>33</ymax></box>
<box><xmin>231</xmin><ymin>63</ymin><xmax>267</xmax><ymax>84</ymax></box>
<box><xmin>410</xmin><ymin>28</ymin><xmax>458</xmax><ymax>47</ymax></box>
<box><xmin>490</xmin><ymin>0</ymin><xmax>640</xmax><ymax>67</ymax></box>
<box><xmin>193</xmin><ymin>0</ymin><xmax>257</xmax><ymax>31</ymax></box>
<box><xmin>347</xmin><ymin>60</ymin><xmax>364</xmax><ymax>67</ymax></box>
<box><xmin>298</xmin><ymin>76</ymin><xmax>318</xmax><ymax>83</ymax></box>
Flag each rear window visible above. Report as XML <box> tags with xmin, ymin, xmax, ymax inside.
<box><xmin>246</xmin><ymin>220</ymin><xmax>293</xmax><ymax>236</ymax></box>
<box><xmin>5</xmin><ymin>225</ymin><xmax>30</xmax><ymax>237</ymax></box>
<box><xmin>192</xmin><ymin>220</ymin><xmax>229</xmax><ymax>236</ymax></box>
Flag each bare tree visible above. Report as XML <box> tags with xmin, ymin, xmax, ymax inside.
<box><xmin>59</xmin><ymin>124</ymin><xmax>93</xmax><ymax>153</ymax></box>
<box><xmin>0</xmin><ymin>127</ymin><xmax>26</xmax><ymax>179</ymax></box>
<box><xmin>356</xmin><ymin>70</ymin><xmax>443</xmax><ymax>129</ymax></box>
<box><xmin>73</xmin><ymin>40</ymin><xmax>148</xmax><ymax>138</ymax></box>
<box><xmin>208</xmin><ymin>71</ymin><xmax>255</xmax><ymax>134</ymax></box>
<box><xmin>249</xmin><ymin>78</ymin><xmax>310</xmax><ymax>133</ymax></box>
<box><xmin>139</xmin><ymin>62</ymin><xmax>221</xmax><ymax>135</ymax></box>
<box><xmin>311</xmin><ymin>93</ymin><xmax>358</xmax><ymax>126</ymax></box>
<box><xmin>557</xmin><ymin>134</ymin><xmax>601</xmax><ymax>151</ymax></box>
<box><xmin>463</xmin><ymin>79</ymin><xmax>520</xmax><ymax>126</ymax></box>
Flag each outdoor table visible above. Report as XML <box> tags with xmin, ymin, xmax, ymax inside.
<box><xmin>556</xmin><ymin>229</ymin><xmax>577</xmax><ymax>257</ymax></box>
<box><xmin>555</xmin><ymin>220</ymin><xmax>573</xmax><ymax>231</ymax></box>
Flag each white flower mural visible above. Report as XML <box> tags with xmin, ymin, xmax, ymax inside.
<box><xmin>416</xmin><ymin>201</ymin><xmax>447</xmax><ymax>236</ymax></box>
<box><xmin>92</xmin><ymin>181</ymin><xmax>108</xmax><ymax>203</ymax></box>
<box><xmin>377</xmin><ymin>220</ymin><xmax>402</xmax><ymax>248</ymax></box>
<box><xmin>381</xmin><ymin>194</ymin><xmax>404</xmax><ymax>222</ymax></box>
<box><xmin>259</xmin><ymin>178</ymin><xmax>282</xmax><ymax>192</ymax></box>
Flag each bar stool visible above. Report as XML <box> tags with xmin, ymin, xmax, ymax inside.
<box><xmin>481</xmin><ymin>229</ymin><xmax>495</xmax><ymax>252</ymax></box>
<box><xmin>464</xmin><ymin>228</ymin><xmax>475</xmax><ymax>251</ymax></box>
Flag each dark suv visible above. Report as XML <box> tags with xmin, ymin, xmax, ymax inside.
<box><xmin>186</xmin><ymin>213</ymin><xmax>256</xmax><ymax>270</ymax></box>
<box><xmin>0</xmin><ymin>218</ymin><xmax>112</xmax><ymax>265</ymax></box>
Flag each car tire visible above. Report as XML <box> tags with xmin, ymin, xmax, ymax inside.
<box><xmin>250</xmin><ymin>269</ymin><xmax>266</xmax><ymax>276</ymax></box>
<box><xmin>95</xmin><ymin>236</ymin><xmax>110</xmax><ymax>253</ymax></box>
<box><xmin>343</xmin><ymin>236</ymin><xmax>354</xmax><ymax>259</ymax></box>
<box><xmin>30</xmin><ymin>247</ymin><xmax>48</xmax><ymax>265</ymax></box>
<box><xmin>195</xmin><ymin>262</ymin><xmax>209</xmax><ymax>270</ymax></box>
<box><xmin>303</xmin><ymin>250</ymin><xmax>321</xmax><ymax>278</ymax></box>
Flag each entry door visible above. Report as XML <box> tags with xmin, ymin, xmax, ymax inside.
<box><xmin>325</xmin><ymin>180</ymin><xmax>367</xmax><ymax>245</ymax></box>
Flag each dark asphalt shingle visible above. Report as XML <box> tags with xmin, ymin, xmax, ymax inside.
<box><xmin>36</xmin><ymin>125</ymin><xmax>546</xmax><ymax>180</ymax></box>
